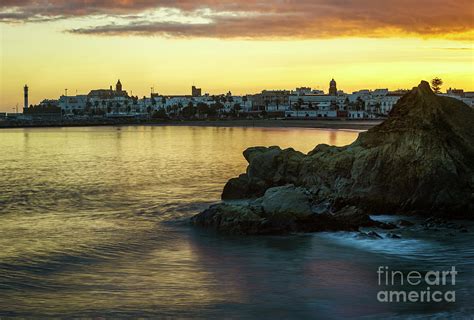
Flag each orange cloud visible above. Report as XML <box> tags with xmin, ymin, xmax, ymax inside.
<box><xmin>1</xmin><ymin>0</ymin><xmax>473</xmax><ymax>40</ymax></box>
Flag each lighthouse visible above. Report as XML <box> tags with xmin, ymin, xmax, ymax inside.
<box><xmin>24</xmin><ymin>84</ymin><xmax>29</xmax><ymax>113</ymax></box>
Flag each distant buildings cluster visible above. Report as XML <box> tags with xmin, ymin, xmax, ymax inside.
<box><xmin>4</xmin><ymin>79</ymin><xmax>474</xmax><ymax>121</ymax></box>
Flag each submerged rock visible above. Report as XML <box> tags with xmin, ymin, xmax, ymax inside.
<box><xmin>386</xmin><ymin>232</ymin><xmax>402</xmax><ymax>239</ymax></box>
<box><xmin>355</xmin><ymin>231</ymin><xmax>383</xmax><ymax>240</ymax></box>
<box><xmin>397</xmin><ymin>219</ymin><xmax>415</xmax><ymax>227</ymax></box>
<box><xmin>191</xmin><ymin>201</ymin><xmax>382</xmax><ymax>235</ymax></box>
<box><xmin>190</xmin><ymin>203</ymin><xmax>264</xmax><ymax>235</ymax></box>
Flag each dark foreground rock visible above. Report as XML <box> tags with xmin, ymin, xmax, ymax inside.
<box><xmin>220</xmin><ymin>81</ymin><xmax>474</xmax><ymax>217</ymax></box>
<box><xmin>192</xmin><ymin>81</ymin><xmax>474</xmax><ymax>235</ymax></box>
<box><xmin>355</xmin><ymin>231</ymin><xmax>383</xmax><ymax>240</ymax></box>
<box><xmin>191</xmin><ymin>202</ymin><xmax>384</xmax><ymax>235</ymax></box>
<box><xmin>192</xmin><ymin>186</ymin><xmax>391</xmax><ymax>235</ymax></box>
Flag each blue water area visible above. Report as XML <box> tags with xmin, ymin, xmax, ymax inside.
<box><xmin>0</xmin><ymin>126</ymin><xmax>472</xmax><ymax>319</ymax></box>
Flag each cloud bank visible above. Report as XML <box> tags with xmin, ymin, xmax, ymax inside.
<box><xmin>1</xmin><ymin>0</ymin><xmax>473</xmax><ymax>39</ymax></box>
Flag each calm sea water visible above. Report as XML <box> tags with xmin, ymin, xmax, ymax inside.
<box><xmin>0</xmin><ymin>126</ymin><xmax>472</xmax><ymax>319</ymax></box>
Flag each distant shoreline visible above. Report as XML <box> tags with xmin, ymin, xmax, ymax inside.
<box><xmin>0</xmin><ymin>119</ymin><xmax>382</xmax><ymax>131</ymax></box>
<box><xmin>145</xmin><ymin>119</ymin><xmax>381</xmax><ymax>130</ymax></box>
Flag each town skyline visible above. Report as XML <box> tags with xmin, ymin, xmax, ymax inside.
<box><xmin>12</xmin><ymin>77</ymin><xmax>472</xmax><ymax>124</ymax></box>
<box><xmin>1</xmin><ymin>1</ymin><xmax>473</xmax><ymax>112</ymax></box>
<box><xmin>3</xmin><ymin>74</ymin><xmax>474</xmax><ymax>113</ymax></box>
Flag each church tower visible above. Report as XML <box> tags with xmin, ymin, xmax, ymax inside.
<box><xmin>116</xmin><ymin>79</ymin><xmax>122</xmax><ymax>92</ymax></box>
<box><xmin>329</xmin><ymin>79</ymin><xmax>337</xmax><ymax>96</ymax></box>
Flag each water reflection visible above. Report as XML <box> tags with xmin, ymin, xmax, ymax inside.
<box><xmin>0</xmin><ymin>126</ymin><xmax>471</xmax><ymax>318</ymax></box>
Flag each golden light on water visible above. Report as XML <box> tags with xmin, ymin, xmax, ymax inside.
<box><xmin>0</xmin><ymin>126</ymin><xmax>362</xmax><ymax>315</ymax></box>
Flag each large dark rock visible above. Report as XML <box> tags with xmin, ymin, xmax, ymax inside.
<box><xmin>191</xmin><ymin>202</ymin><xmax>383</xmax><ymax>235</ymax></box>
<box><xmin>191</xmin><ymin>203</ymin><xmax>265</xmax><ymax>235</ymax></box>
<box><xmin>221</xmin><ymin>81</ymin><xmax>474</xmax><ymax>218</ymax></box>
<box><xmin>261</xmin><ymin>185</ymin><xmax>313</xmax><ymax>218</ymax></box>
<box><xmin>221</xmin><ymin>146</ymin><xmax>305</xmax><ymax>199</ymax></box>
<box><xmin>193</xmin><ymin>81</ymin><xmax>473</xmax><ymax>235</ymax></box>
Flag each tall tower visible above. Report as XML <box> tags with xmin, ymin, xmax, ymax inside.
<box><xmin>116</xmin><ymin>79</ymin><xmax>122</xmax><ymax>92</ymax></box>
<box><xmin>192</xmin><ymin>85</ymin><xmax>201</xmax><ymax>97</ymax></box>
<box><xmin>24</xmin><ymin>84</ymin><xmax>29</xmax><ymax>112</ymax></box>
<box><xmin>329</xmin><ymin>79</ymin><xmax>337</xmax><ymax>96</ymax></box>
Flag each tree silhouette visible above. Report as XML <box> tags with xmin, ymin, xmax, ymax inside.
<box><xmin>233</xmin><ymin>103</ymin><xmax>242</xmax><ymax>117</ymax></box>
<box><xmin>431</xmin><ymin>78</ymin><xmax>443</xmax><ymax>94</ymax></box>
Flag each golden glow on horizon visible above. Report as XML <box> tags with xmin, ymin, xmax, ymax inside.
<box><xmin>0</xmin><ymin>22</ymin><xmax>473</xmax><ymax>111</ymax></box>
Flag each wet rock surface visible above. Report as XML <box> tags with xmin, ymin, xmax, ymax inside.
<box><xmin>355</xmin><ymin>231</ymin><xmax>383</xmax><ymax>240</ymax></box>
<box><xmin>386</xmin><ymin>232</ymin><xmax>402</xmax><ymax>239</ymax></box>
<box><xmin>193</xmin><ymin>81</ymin><xmax>474</xmax><ymax>235</ymax></box>
<box><xmin>221</xmin><ymin>81</ymin><xmax>474</xmax><ymax>216</ymax></box>
<box><xmin>261</xmin><ymin>185</ymin><xmax>313</xmax><ymax>218</ymax></box>
<box><xmin>191</xmin><ymin>200</ymin><xmax>392</xmax><ymax>235</ymax></box>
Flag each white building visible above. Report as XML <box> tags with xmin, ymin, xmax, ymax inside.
<box><xmin>348</xmin><ymin>110</ymin><xmax>368</xmax><ymax>119</ymax></box>
<box><xmin>380</xmin><ymin>94</ymin><xmax>403</xmax><ymax>114</ymax></box>
<box><xmin>285</xmin><ymin>110</ymin><xmax>338</xmax><ymax>118</ymax></box>
<box><xmin>58</xmin><ymin>95</ymin><xmax>88</xmax><ymax>114</ymax></box>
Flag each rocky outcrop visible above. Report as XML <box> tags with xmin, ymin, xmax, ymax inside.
<box><xmin>191</xmin><ymin>201</ymin><xmax>381</xmax><ymax>235</ymax></box>
<box><xmin>221</xmin><ymin>81</ymin><xmax>474</xmax><ymax>217</ymax></box>
<box><xmin>261</xmin><ymin>185</ymin><xmax>313</xmax><ymax>218</ymax></box>
<box><xmin>192</xmin><ymin>81</ymin><xmax>474</xmax><ymax>235</ymax></box>
<box><xmin>192</xmin><ymin>185</ymin><xmax>392</xmax><ymax>235</ymax></box>
<box><xmin>222</xmin><ymin>147</ymin><xmax>305</xmax><ymax>199</ymax></box>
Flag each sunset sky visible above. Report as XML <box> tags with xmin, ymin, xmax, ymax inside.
<box><xmin>0</xmin><ymin>0</ymin><xmax>473</xmax><ymax>112</ymax></box>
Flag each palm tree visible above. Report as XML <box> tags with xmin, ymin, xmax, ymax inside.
<box><xmin>294</xmin><ymin>102</ymin><xmax>302</xmax><ymax>118</ymax></box>
<box><xmin>374</xmin><ymin>102</ymin><xmax>381</xmax><ymax>116</ymax></box>
<box><xmin>356</xmin><ymin>97</ymin><xmax>364</xmax><ymax>111</ymax></box>
<box><xmin>172</xmin><ymin>105</ymin><xmax>179</xmax><ymax>117</ymax></box>
<box><xmin>124</xmin><ymin>100</ymin><xmax>130</xmax><ymax>113</ymax></box>
<box><xmin>264</xmin><ymin>99</ymin><xmax>270</xmax><ymax>112</ymax></box>
<box><xmin>233</xmin><ymin>103</ymin><xmax>242</xmax><ymax>117</ymax></box>
<box><xmin>215</xmin><ymin>102</ymin><xmax>224</xmax><ymax>115</ymax></box>
<box><xmin>85</xmin><ymin>101</ymin><xmax>92</xmax><ymax>115</ymax></box>
<box><xmin>187</xmin><ymin>102</ymin><xmax>196</xmax><ymax>119</ymax></box>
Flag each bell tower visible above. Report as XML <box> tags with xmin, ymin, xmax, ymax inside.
<box><xmin>329</xmin><ymin>79</ymin><xmax>337</xmax><ymax>96</ymax></box>
<box><xmin>116</xmin><ymin>79</ymin><xmax>122</xmax><ymax>92</ymax></box>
